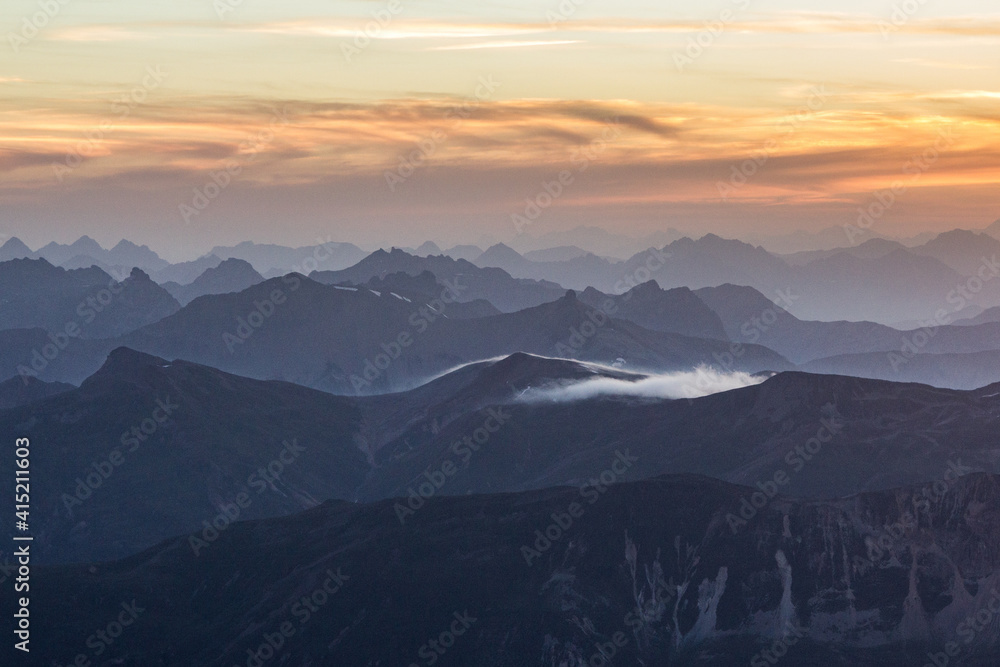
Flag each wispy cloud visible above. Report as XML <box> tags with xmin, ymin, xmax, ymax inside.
<box><xmin>48</xmin><ymin>25</ymin><xmax>163</xmax><ymax>42</ymax></box>
<box><xmin>516</xmin><ymin>368</ymin><xmax>766</xmax><ymax>403</ymax></box>
<box><xmin>232</xmin><ymin>20</ymin><xmax>539</xmax><ymax>40</ymax></box>
<box><xmin>35</xmin><ymin>14</ymin><xmax>1000</xmax><ymax>45</ymax></box>
<box><xmin>891</xmin><ymin>58</ymin><xmax>991</xmax><ymax>71</ymax></box>
<box><xmin>430</xmin><ymin>40</ymin><xmax>581</xmax><ymax>51</ymax></box>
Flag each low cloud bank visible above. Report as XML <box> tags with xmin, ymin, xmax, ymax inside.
<box><xmin>517</xmin><ymin>368</ymin><xmax>766</xmax><ymax>403</ymax></box>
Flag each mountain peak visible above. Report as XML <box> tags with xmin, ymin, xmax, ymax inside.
<box><xmin>985</xmin><ymin>219</ymin><xmax>1000</xmax><ymax>241</ymax></box>
<box><xmin>480</xmin><ymin>243</ymin><xmax>523</xmax><ymax>259</ymax></box>
<box><xmin>0</xmin><ymin>236</ymin><xmax>33</xmax><ymax>259</ymax></box>
<box><xmin>0</xmin><ymin>256</ymin><xmax>58</xmax><ymax>277</ymax></box>
<box><xmin>930</xmin><ymin>228</ymin><xmax>982</xmax><ymax>245</ymax></box>
<box><xmin>629</xmin><ymin>279</ymin><xmax>662</xmax><ymax>296</ymax></box>
<box><xmin>216</xmin><ymin>257</ymin><xmax>256</xmax><ymax>270</ymax></box>
<box><xmin>71</xmin><ymin>235</ymin><xmax>105</xmax><ymax>252</ymax></box>
<box><xmin>128</xmin><ymin>267</ymin><xmax>152</xmax><ymax>281</ymax></box>
<box><xmin>463</xmin><ymin>353</ymin><xmax>634</xmax><ymax>400</ymax></box>
<box><xmin>85</xmin><ymin>348</ymin><xmax>170</xmax><ymax>387</ymax></box>
<box><xmin>415</xmin><ymin>241</ymin><xmax>442</xmax><ymax>256</ymax></box>
<box><xmin>366</xmin><ymin>270</ymin><xmax>440</xmax><ymax>295</ymax></box>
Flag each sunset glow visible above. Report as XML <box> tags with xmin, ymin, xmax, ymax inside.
<box><xmin>1</xmin><ymin>1</ymin><xmax>998</xmax><ymax>256</ymax></box>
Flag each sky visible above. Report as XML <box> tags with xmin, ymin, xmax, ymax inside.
<box><xmin>1</xmin><ymin>0</ymin><xmax>998</xmax><ymax>260</ymax></box>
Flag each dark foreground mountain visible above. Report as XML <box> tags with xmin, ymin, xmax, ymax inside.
<box><xmin>0</xmin><ymin>351</ymin><xmax>641</xmax><ymax>563</ymax></box>
<box><xmin>0</xmin><ymin>348</ymin><xmax>368</xmax><ymax>563</ymax></box>
<box><xmin>8</xmin><ymin>474</ymin><xmax>1000</xmax><ymax>666</ymax></box>
<box><xmin>356</xmin><ymin>360</ymin><xmax>1000</xmax><ymax>506</ymax></box>
<box><xmin>802</xmin><ymin>349</ymin><xmax>1000</xmax><ymax>390</ymax></box>
<box><xmin>6</xmin><ymin>350</ymin><xmax>1000</xmax><ymax>565</ymax></box>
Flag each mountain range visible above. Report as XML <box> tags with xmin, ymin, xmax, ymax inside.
<box><xmin>161</xmin><ymin>258</ymin><xmax>265</xmax><ymax>305</ymax></box>
<box><xmin>5</xmin><ymin>223</ymin><xmax>1000</xmax><ymax>665</ymax></box>
<box><xmin>6</xmin><ymin>348</ymin><xmax>1000</xmax><ymax>565</ymax></box>
<box><xmin>0</xmin><ymin>259</ymin><xmax>179</xmax><ymax>339</ymax></box>
<box><xmin>209</xmin><ymin>240</ymin><xmax>368</xmax><ymax>276</ymax></box>
<box><xmin>9</xmin><ymin>227</ymin><xmax>1000</xmax><ymax>327</ymax></box>
<box><xmin>0</xmin><ymin>236</ymin><xmax>168</xmax><ymax>276</ymax></box>
<box><xmin>473</xmin><ymin>233</ymin><xmax>1000</xmax><ymax>325</ymax></box>
<box><xmin>310</xmin><ymin>247</ymin><xmax>568</xmax><ymax>313</ymax></box>
<box><xmin>8</xmin><ymin>255</ymin><xmax>1000</xmax><ymax>390</ymax></box>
